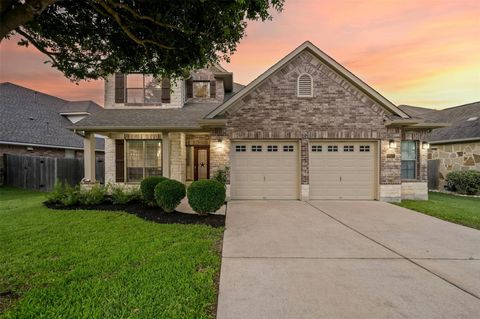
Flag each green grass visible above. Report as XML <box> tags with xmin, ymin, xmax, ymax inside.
<box><xmin>397</xmin><ymin>192</ymin><xmax>480</xmax><ymax>230</ymax></box>
<box><xmin>0</xmin><ymin>187</ymin><xmax>223</xmax><ymax>319</ymax></box>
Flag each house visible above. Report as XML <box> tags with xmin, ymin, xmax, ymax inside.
<box><xmin>0</xmin><ymin>82</ymin><xmax>105</xmax><ymax>185</ymax></box>
<box><xmin>400</xmin><ymin>102</ymin><xmax>480</xmax><ymax>190</ymax></box>
<box><xmin>73</xmin><ymin>41</ymin><xmax>446</xmax><ymax>202</ymax></box>
<box><xmin>0</xmin><ymin>82</ymin><xmax>105</xmax><ymax>158</ymax></box>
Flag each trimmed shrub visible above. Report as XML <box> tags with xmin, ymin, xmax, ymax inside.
<box><xmin>212</xmin><ymin>166</ymin><xmax>229</xmax><ymax>187</ymax></box>
<box><xmin>154</xmin><ymin>179</ymin><xmax>186</xmax><ymax>213</ymax></box>
<box><xmin>45</xmin><ymin>180</ymin><xmax>67</xmax><ymax>205</ymax></box>
<box><xmin>446</xmin><ymin>170</ymin><xmax>480</xmax><ymax>195</ymax></box>
<box><xmin>79</xmin><ymin>183</ymin><xmax>107</xmax><ymax>205</ymax></box>
<box><xmin>110</xmin><ymin>185</ymin><xmax>141</xmax><ymax>205</ymax></box>
<box><xmin>187</xmin><ymin>180</ymin><xmax>226</xmax><ymax>215</ymax></box>
<box><xmin>140</xmin><ymin>176</ymin><xmax>169</xmax><ymax>205</ymax></box>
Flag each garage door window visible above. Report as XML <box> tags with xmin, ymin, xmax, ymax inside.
<box><xmin>359</xmin><ymin>145</ymin><xmax>370</xmax><ymax>152</ymax></box>
<box><xmin>401</xmin><ymin>141</ymin><xmax>417</xmax><ymax>179</ymax></box>
<box><xmin>311</xmin><ymin>145</ymin><xmax>322</xmax><ymax>152</ymax></box>
<box><xmin>283</xmin><ymin>145</ymin><xmax>294</xmax><ymax>152</ymax></box>
<box><xmin>327</xmin><ymin>145</ymin><xmax>338</xmax><ymax>152</ymax></box>
<box><xmin>252</xmin><ymin>145</ymin><xmax>262</xmax><ymax>152</ymax></box>
<box><xmin>235</xmin><ymin>145</ymin><xmax>246</xmax><ymax>152</ymax></box>
<box><xmin>343</xmin><ymin>145</ymin><xmax>354</xmax><ymax>152</ymax></box>
<box><xmin>267</xmin><ymin>145</ymin><xmax>278</xmax><ymax>152</ymax></box>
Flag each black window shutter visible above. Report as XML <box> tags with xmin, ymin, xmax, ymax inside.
<box><xmin>210</xmin><ymin>80</ymin><xmax>216</xmax><ymax>98</ymax></box>
<box><xmin>161</xmin><ymin>78</ymin><xmax>171</xmax><ymax>103</ymax></box>
<box><xmin>186</xmin><ymin>79</ymin><xmax>193</xmax><ymax>98</ymax></box>
<box><xmin>114</xmin><ymin>73</ymin><xmax>125</xmax><ymax>103</ymax></box>
<box><xmin>115</xmin><ymin>139</ymin><xmax>125</xmax><ymax>182</ymax></box>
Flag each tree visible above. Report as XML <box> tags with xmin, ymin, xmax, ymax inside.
<box><xmin>0</xmin><ymin>0</ymin><xmax>284</xmax><ymax>81</ymax></box>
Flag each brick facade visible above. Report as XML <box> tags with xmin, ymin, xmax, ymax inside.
<box><xmin>96</xmin><ymin>49</ymin><xmax>430</xmax><ymax>202</ymax></box>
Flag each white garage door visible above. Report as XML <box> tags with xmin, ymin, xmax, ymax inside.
<box><xmin>230</xmin><ymin>141</ymin><xmax>299</xmax><ymax>199</ymax></box>
<box><xmin>309</xmin><ymin>141</ymin><xmax>376</xmax><ymax>200</ymax></box>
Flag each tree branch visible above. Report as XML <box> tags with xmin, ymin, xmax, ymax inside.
<box><xmin>0</xmin><ymin>0</ymin><xmax>58</xmax><ymax>40</ymax></box>
<box><xmin>102</xmin><ymin>0</ymin><xmax>192</xmax><ymax>34</ymax></box>
<box><xmin>93</xmin><ymin>1</ymin><xmax>175</xmax><ymax>50</ymax></box>
<box><xmin>15</xmin><ymin>27</ymin><xmax>60</xmax><ymax>65</ymax></box>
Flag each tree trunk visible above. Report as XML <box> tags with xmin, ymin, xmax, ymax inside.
<box><xmin>0</xmin><ymin>0</ymin><xmax>58</xmax><ymax>41</ymax></box>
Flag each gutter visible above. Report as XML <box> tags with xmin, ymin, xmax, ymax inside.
<box><xmin>430</xmin><ymin>137</ymin><xmax>480</xmax><ymax>145</ymax></box>
<box><xmin>70</xmin><ymin>125</ymin><xmax>203</xmax><ymax>132</ymax></box>
<box><xmin>0</xmin><ymin>140</ymin><xmax>103</xmax><ymax>152</ymax></box>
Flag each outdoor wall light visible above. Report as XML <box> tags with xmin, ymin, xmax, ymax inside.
<box><xmin>389</xmin><ymin>140</ymin><xmax>396</xmax><ymax>149</ymax></box>
<box><xmin>422</xmin><ymin>142</ymin><xmax>430</xmax><ymax>150</ymax></box>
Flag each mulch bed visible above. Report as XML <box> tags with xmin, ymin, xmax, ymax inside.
<box><xmin>45</xmin><ymin>202</ymin><xmax>225</xmax><ymax>228</ymax></box>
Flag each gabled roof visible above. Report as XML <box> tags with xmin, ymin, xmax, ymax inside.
<box><xmin>0</xmin><ymin>82</ymin><xmax>104</xmax><ymax>151</ymax></box>
<box><xmin>205</xmin><ymin>41</ymin><xmax>410</xmax><ymax>119</ymax></box>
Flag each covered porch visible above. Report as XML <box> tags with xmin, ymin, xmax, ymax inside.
<box><xmin>82</xmin><ymin>131</ymin><xmax>229</xmax><ymax>185</ymax></box>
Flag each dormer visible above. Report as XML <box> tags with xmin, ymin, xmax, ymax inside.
<box><xmin>104</xmin><ymin>65</ymin><xmax>233</xmax><ymax>109</ymax></box>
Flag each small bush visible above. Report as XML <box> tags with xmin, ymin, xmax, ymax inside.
<box><xmin>45</xmin><ymin>180</ymin><xmax>67</xmax><ymax>204</ymax></box>
<box><xmin>446</xmin><ymin>170</ymin><xmax>480</xmax><ymax>195</ymax></box>
<box><xmin>45</xmin><ymin>181</ymin><xmax>80</xmax><ymax>206</ymax></box>
<box><xmin>79</xmin><ymin>183</ymin><xmax>107</xmax><ymax>205</ymax></box>
<box><xmin>110</xmin><ymin>185</ymin><xmax>141</xmax><ymax>205</ymax></box>
<box><xmin>187</xmin><ymin>180</ymin><xmax>225</xmax><ymax>215</ymax></box>
<box><xmin>212</xmin><ymin>166</ymin><xmax>229</xmax><ymax>187</ymax></box>
<box><xmin>154</xmin><ymin>179</ymin><xmax>186</xmax><ymax>213</ymax></box>
<box><xmin>140</xmin><ymin>176</ymin><xmax>169</xmax><ymax>205</ymax></box>
<box><xmin>61</xmin><ymin>184</ymin><xmax>81</xmax><ymax>206</ymax></box>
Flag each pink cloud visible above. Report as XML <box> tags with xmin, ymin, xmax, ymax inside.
<box><xmin>1</xmin><ymin>0</ymin><xmax>479</xmax><ymax>108</ymax></box>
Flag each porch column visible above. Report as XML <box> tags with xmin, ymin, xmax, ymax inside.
<box><xmin>84</xmin><ymin>132</ymin><xmax>96</xmax><ymax>182</ymax></box>
<box><xmin>162</xmin><ymin>133</ymin><xmax>170</xmax><ymax>178</ymax></box>
<box><xmin>168</xmin><ymin>132</ymin><xmax>186</xmax><ymax>182</ymax></box>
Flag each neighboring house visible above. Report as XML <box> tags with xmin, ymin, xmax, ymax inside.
<box><xmin>400</xmin><ymin>102</ymin><xmax>480</xmax><ymax>190</ymax></box>
<box><xmin>0</xmin><ymin>82</ymin><xmax>105</xmax><ymax>184</ymax></box>
<box><xmin>73</xmin><ymin>41</ymin><xmax>445</xmax><ymax>202</ymax></box>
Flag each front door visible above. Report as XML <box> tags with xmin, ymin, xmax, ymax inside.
<box><xmin>194</xmin><ymin>147</ymin><xmax>210</xmax><ymax>180</ymax></box>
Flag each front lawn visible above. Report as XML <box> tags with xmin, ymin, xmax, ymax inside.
<box><xmin>0</xmin><ymin>187</ymin><xmax>223</xmax><ymax>319</ymax></box>
<box><xmin>397</xmin><ymin>192</ymin><xmax>480</xmax><ymax>230</ymax></box>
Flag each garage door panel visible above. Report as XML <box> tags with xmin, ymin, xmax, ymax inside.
<box><xmin>309</xmin><ymin>141</ymin><xmax>376</xmax><ymax>200</ymax></box>
<box><xmin>231</xmin><ymin>141</ymin><xmax>299</xmax><ymax>199</ymax></box>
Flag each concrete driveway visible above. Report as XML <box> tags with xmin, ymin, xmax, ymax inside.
<box><xmin>217</xmin><ymin>201</ymin><xmax>480</xmax><ymax>319</ymax></box>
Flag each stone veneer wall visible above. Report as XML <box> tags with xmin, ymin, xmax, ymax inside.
<box><xmin>168</xmin><ymin>133</ymin><xmax>186</xmax><ymax>182</ymax></box>
<box><xmin>429</xmin><ymin>141</ymin><xmax>480</xmax><ymax>190</ymax></box>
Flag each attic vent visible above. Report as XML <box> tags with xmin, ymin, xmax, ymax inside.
<box><xmin>467</xmin><ymin>117</ymin><xmax>478</xmax><ymax>121</ymax></box>
<box><xmin>297</xmin><ymin>73</ymin><xmax>313</xmax><ymax>97</ymax></box>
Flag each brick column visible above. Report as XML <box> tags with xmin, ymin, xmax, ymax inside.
<box><xmin>300</xmin><ymin>138</ymin><xmax>309</xmax><ymax>200</ymax></box>
<box><xmin>168</xmin><ymin>132</ymin><xmax>186</xmax><ymax>182</ymax></box>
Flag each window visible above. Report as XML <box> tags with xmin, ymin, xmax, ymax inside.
<box><xmin>252</xmin><ymin>145</ymin><xmax>262</xmax><ymax>152</ymax></box>
<box><xmin>343</xmin><ymin>145</ymin><xmax>354</xmax><ymax>152</ymax></box>
<box><xmin>359</xmin><ymin>145</ymin><xmax>370</xmax><ymax>152</ymax></box>
<box><xmin>267</xmin><ymin>145</ymin><xmax>278</xmax><ymax>152</ymax></box>
<box><xmin>297</xmin><ymin>73</ymin><xmax>313</xmax><ymax>97</ymax></box>
<box><xmin>327</xmin><ymin>145</ymin><xmax>338</xmax><ymax>152</ymax></box>
<box><xmin>283</xmin><ymin>145</ymin><xmax>294</xmax><ymax>152</ymax></box>
<box><xmin>193</xmin><ymin>81</ymin><xmax>210</xmax><ymax>98</ymax></box>
<box><xmin>126</xmin><ymin>140</ymin><xmax>162</xmax><ymax>182</ymax></box>
<box><xmin>401</xmin><ymin>141</ymin><xmax>417</xmax><ymax>179</ymax></box>
<box><xmin>311</xmin><ymin>145</ymin><xmax>322</xmax><ymax>152</ymax></box>
<box><xmin>235</xmin><ymin>145</ymin><xmax>246</xmax><ymax>152</ymax></box>
<box><xmin>126</xmin><ymin>74</ymin><xmax>162</xmax><ymax>105</ymax></box>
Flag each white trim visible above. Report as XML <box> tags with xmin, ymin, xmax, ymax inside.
<box><xmin>0</xmin><ymin>140</ymin><xmax>104</xmax><ymax>152</ymax></box>
<box><xmin>205</xmin><ymin>41</ymin><xmax>410</xmax><ymax>119</ymax></box>
<box><xmin>297</xmin><ymin>73</ymin><xmax>313</xmax><ymax>97</ymax></box>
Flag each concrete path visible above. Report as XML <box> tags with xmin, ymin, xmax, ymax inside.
<box><xmin>217</xmin><ymin>200</ymin><xmax>480</xmax><ymax>319</ymax></box>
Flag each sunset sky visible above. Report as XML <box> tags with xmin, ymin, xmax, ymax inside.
<box><xmin>1</xmin><ymin>0</ymin><xmax>479</xmax><ymax>109</ymax></box>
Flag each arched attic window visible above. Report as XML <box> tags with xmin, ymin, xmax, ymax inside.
<box><xmin>297</xmin><ymin>73</ymin><xmax>313</xmax><ymax>97</ymax></box>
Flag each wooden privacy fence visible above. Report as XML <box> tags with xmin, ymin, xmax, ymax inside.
<box><xmin>3</xmin><ymin>154</ymin><xmax>104</xmax><ymax>192</ymax></box>
<box><xmin>427</xmin><ymin>159</ymin><xmax>440</xmax><ymax>190</ymax></box>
